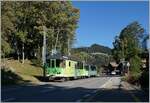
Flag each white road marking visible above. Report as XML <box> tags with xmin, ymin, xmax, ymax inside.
<box><xmin>80</xmin><ymin>78</ymin><xmax>113</xmax><ymax>102</ymax></box>
<box><xmin>99</xmin><ymin>78</ymin><xmax>112</xmax><ymax>88</ymax></box>
<box><xmin>76</xmin><ymin>79</ymin><xmax>107</xmax><ymax>102</ymax></box>
<box><xmin>3</xmin><ymin>98</ymin><xmax>16</xmax><ymax>102</ymax></box>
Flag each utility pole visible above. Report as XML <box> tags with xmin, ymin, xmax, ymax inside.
<box><xmin>55</xmin><ymin>30</ymin><xmax>60</xmax><ymax>52</ymax></box>
<box><xmin>68</xmin><ymin>38</ymin><xmax>71</xmax><ymax>56</ymax></box>
<box><xmin>22</xmin><ymin>43</ymin><xmax>24</xmax><ymax>64</ymax></box>
<box><xmin>42</xmin><ymin>26</ymin><xmax>46</xmax><ymax>66</ymax></box>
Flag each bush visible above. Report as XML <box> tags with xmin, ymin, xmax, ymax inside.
<box><xmin>127</xmin><ymin>73</ymin><xmax>141</xmax><ymax>85</ymax></box>
<box><xmin>31</xmin><ymin>59</ymin><xmax>42</xmax><ymax>67</ymax></box>
<box><xmin>139</xmin><ymin>70</ymin><xmax>149</xmax><ymax>89</ymax></box>
<box><xmin>130</xmin><ymin>56</ymin><xmax>141</xmax><ymax>73</ymax></box>
<box><xmin>125</xmin><ymin>56</ymin><xmax>142</xmax><ymax>85</ymax></box>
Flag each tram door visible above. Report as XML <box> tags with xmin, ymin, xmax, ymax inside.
<box><xmin>74</xmin><ymin>63</ymin><xmax>78</xmax><ymax>79</ymax></box>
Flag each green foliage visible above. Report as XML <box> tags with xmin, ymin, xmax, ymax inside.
<box><xmin>31</xmin><ymin>59</ymin><xmax>42</xmax><ymax>67</ymax></box>
<box><xmin>122</xmin><ymin>74</ymin><xmax>137</xmax><ymax>84</ymax></box>
<box><xmin>90</xmin><ymin>44</ymin><xmax>112</xmax><ymax>54</ymax></box>
<box><xmin>1</xmin><ymin>2</ymin><xmax>16</xmax><ymax>57</ymax></box>
<box><xmin>1</xmin><ymin>1</ymin><xmax>80</xmax><ymax>61</ymax></box>
<box><xmin>112</xmin><ymin>21</ymin><xmax>144</xmax><ymax>62</ymax></box>
<box><xmin>16</xmin><ymin>31</ymin><xmax>27</xmax><ymax>43</ymax></box>
<box><xmin>130</xmin><ymin>56</ymin><xmax>141</xmax><ymax>73</ymax></box>
<box><xmin>72</xmin><ymin>47</ymin><xmax>110</xmax><ymax>74</ymax></box>
<box><xmin>1</xmin><ymin>39</ymin><xmax>13</xmax><ymax>57</ymax></box>
<box><xmin>112</xmin><ymin>21</ymin><xmax>147</xmax><ymax>86</ymax></box>
<box><xmin>78</xmin><ymin>52</ymin><xmax>91</xmax><ymax>62</ymax></box>
<box><xmin>127</xmin><ymin>73</ymin><xmax>141</xmax><ymax>85</ymax></box>
<box><xmin>72</xmin><ymin>44</ymin><xmax>112</xmax><ymax>55</ymax></box>
<box><xmin>139</xmin><ymin>70</ymin><xmax>149</xmax><ymax>88</ymax></box>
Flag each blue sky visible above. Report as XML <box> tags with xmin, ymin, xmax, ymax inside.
<box><xmin>72</xmin><ymin>1</ymin><xmax>149</xmax><ymax>48</ymax></box>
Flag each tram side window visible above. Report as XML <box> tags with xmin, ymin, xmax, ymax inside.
<box><xmin>81</xmin><ymin>63</ymin><xmax>83</xmax><ymax>69</ymax></box>
<box><xmin>69</xmin><ymin>61</ymin><xmax>71</xmax><ymax>67</ymax></box>
<box><xmin>77</xmin><ymin>62</ymin><xmax>81</xmax><ymax>69</ymax></box>
<box><xmin>46</xmin><ymin>59</ymin><xmax>50</xmax><ymax>67</ymax></box>
<box><xmin>78</xmin><ymin>62</ymin><xmax>83</xmax><ymax>69</ymax></box>
<box><xmin>77</xmin><ymin>62</ymin><xmax>79</xmax><ymax>69</ymax></box>
<box><xmin>85</xmin><ymin>65</ymin><xmax>89</xmax><ymax>70</ymax></box>
<box><xmin>51</xmin><ymin>60</ymin><xmax>55</xmax><ymax>68</ymax></box>
<box><xmin>56</xmin><ymin>59</ymin><xmax>60</xmax><ymax>67</ymax></box>
<box><xmin>91</xmin><ymin>67</ymin><xmax>93</xmax><ymax>71</ymax></box>
<box><xmin>75</xmin><ymin>64</ymin><xmax>77</xmax><ymax>69</ymax></box>
<box><xmin>56</xmin><ymin>59</ymin><xmax>65</xmax><ymax>68</ymax></box>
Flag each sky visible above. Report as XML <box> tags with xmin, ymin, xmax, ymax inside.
<box><xmin>72</xmin><ymin>1</ymin><xmax>149</xmax><ymax>48</ymax></box>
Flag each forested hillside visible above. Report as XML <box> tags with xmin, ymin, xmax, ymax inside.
<box><xmin>72</xmin><ymin>44</ymin><xmax>112</xmax><ymax>54</ymax></box>
<box><xmin>71</xmin><ymin>44</ymin><xmax>112</xmax><ymax>74</ymax></box>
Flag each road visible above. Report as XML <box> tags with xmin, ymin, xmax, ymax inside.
<box><xmin>1</xmin><ymin>76</ymin><xmax>149</xmax><ymax>102</ymax></box>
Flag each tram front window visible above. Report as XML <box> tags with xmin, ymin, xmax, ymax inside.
<box><xmin>91</xmin><ymin>66</ymin><xmax>96</xmax><ymax>71</ymax></box>
<box><xmin>56</xmin><ymin>59</ymin><xmax>65</xmax><ymax>68</ymax></box>
<box><xmin>46</xmin><ymin>59</ymin><xmax>50</xmax><ymax>67</ymax></box>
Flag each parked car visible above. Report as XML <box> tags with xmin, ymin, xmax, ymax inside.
<box><xmin>111</xmin><ymin>71</ymin><xmax>116</xmax><ymax>75</ymax></box>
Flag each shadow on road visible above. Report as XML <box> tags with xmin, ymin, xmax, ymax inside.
<box><xmin>87</xmin><ymin>88</ymin><xmax>149</xmax><ymax>102</ymax></box>
<box><xmin>33</xmin><ymin>75</ymin><xmax>103</xmax><ymax>82</ymax></box>
<box><xmin>99</xmin><ymin>75</ymin><xmax>122</xmax><ymax>77</ymax></box>
<box><xmin>1</xmin><ymin>68</ymin><xmax>31</xmax><ymax>86</ymax></box>
<box><xmin>1</xmin><ymin>81</ymin><xmax>149</xmax><ymax>102</ymax></box>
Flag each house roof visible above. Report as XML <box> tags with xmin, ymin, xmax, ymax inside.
<box><xmin>109</xmin><ymin>62</ymin><xmax>118</xmax><ymax>67</ymax></box>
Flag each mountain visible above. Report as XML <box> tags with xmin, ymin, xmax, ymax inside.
<box><xmin>72</xmin><ymin>44</ymin><xmax>112</xmax><ymax>55</ymax></box>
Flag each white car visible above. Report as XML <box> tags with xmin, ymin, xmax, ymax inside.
<box><xmin>111</xmin><ymin>71</ymin><xmax>116</xmax><ymax>75</ymax></box>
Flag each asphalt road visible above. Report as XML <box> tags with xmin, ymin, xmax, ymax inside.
<box><xmin>1</xmin><ymin>76</ymin><xmax>149</xmax><ymax>102</ymax></box>
<box><xmin>2</xmin><ymin>76</ymin><xmax>111</xmax><ymax>102</ymax></box>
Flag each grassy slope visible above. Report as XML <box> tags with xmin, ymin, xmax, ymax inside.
<box><xmin>3</xmin><ymin>59</ymin><xmax>43</xmax><ymax>83</ymax></box>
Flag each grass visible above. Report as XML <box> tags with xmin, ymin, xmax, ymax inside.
<box><xmin>4</xmin><ymin>59</ymin><xmax>43</xmax><ymax>76</ymax></box>
<box><xmin>1</xmin><ymin>67</ymin><xmax>23</xmax><ymax>85</ymax></box>
<box><xmin>1</xmin><ymin>59</ymin><xmax>43</xmax><ymax>84</ymax></box>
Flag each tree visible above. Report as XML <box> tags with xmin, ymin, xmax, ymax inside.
<box><xmin>112</xmin><ymin>21</ymin><xmax>145</xmax><ymax>73</ymax></box>
<box><xmin>1</xmin><ymin>1</ymin><xmax>80</xmax><ymax>66</ymax></box>
<box><xmin>1</xmin><ymin>2</ymin><xmax>16</xmax><ymax>58</ymax></box>
<box><xmin>15</xmin><ymin>31</ymin><xmax>27</xmax><ymax>63</ymax></box>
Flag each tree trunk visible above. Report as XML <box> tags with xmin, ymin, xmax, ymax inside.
<box><xmin>17</xmin><ymin>50</ymin><xmax>20</xmax><ymax>62</ymax></box>
<box><xmin>2</xmin><ymin>51</ymin><xmax>6</xmax><ymax>67</ymax></box>
<box><xmin>22</xmin><ymin>43</ymin><xmax>24</xmax><ymax>64</ymax></box>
